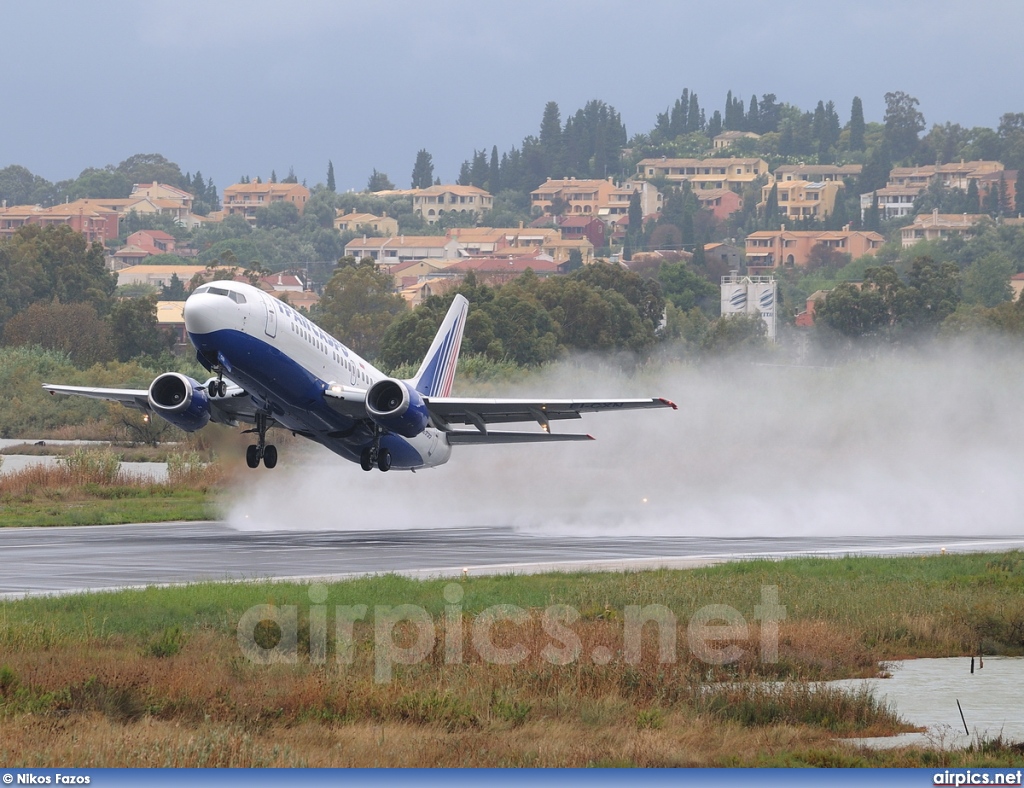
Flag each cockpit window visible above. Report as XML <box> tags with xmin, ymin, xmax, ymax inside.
<box><xmin>208</xmin><ymin>287</ymin><xmax>229</xmax><ymax>296</ymax></box>
<box><xmin>229</xmin><ymin>291</ymin><xmax>246</xmax><ymax>304</ymax></box>
<box><xmin>193</xmin><ymin>285</ymin><xmax>210</xmax><ymax>294</ymax></box>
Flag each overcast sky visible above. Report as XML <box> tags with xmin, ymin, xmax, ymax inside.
<box><xmin>3</xmin><ymin>0</ymin><xmax>1023</xmax><ymax>195</ymax></box>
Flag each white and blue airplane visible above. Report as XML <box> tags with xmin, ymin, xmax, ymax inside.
<box><xmin>44</xmin><ymin>279</ymin><xmax>676</xmax><ymax>472</ymax></box>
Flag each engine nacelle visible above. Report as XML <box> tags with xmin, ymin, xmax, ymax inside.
<box><xmin>148</xmin><ymin>372</ymin><xmax>211</xmax><ymax>432</ymax></box>
<box><xmin>365</xmin><ymin>379</ymin><xmax>430</xmax><ymax>438</ymax></box>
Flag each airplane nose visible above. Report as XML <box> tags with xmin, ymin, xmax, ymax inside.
<box><xmin>183</xmin><ymin>294</ymin><xmax>229</xmax><ymax>336</ymax></box>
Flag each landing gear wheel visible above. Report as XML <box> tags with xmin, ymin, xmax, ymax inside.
<box><xmin>360</xmin><ymin>447</ymin><xmax>374</xmax><ymax>472</ymax></box>
<box><xmin>243</xmin><ymin>412</ymin><xmax>274</xmax><ymax>469</ymax></box>
<box><xmin>377</xmin><ymin>448</ymin><xmax>392</xmax><ymax>472</ymax></box>
<box><xmin>217</xmin><ymin>380</ymin><xmax>227</xmax><ymax>398</ymax></box>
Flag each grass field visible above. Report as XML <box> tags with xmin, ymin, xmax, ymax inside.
<box><xmin>2</xmin><ymin>553</ymin><xmax>1023</xmax><ymax>767</ymax></box>
<box><xmin>0</xmin><ymin>447</ymin><xmax>223</xmax><ymax>526</ymax></box>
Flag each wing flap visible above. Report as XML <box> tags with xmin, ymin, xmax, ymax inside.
<box><xmin>424</xmin><ymin>396</ymin><xmax>676</xmax><ymax>431</ymax></box>
<box><xmin>446</xmin><ymin>430</ymin><xmax>595</xmax><ymax>445</ymax></box>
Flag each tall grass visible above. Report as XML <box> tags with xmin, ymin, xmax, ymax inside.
<box><xmin>2</xmin><ymin>554</ymin><xmax>1024</xmax><ymax>767</ymax></box>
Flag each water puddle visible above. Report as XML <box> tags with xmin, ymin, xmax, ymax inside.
<box><xmin>834</xmin><ymin>656</ymin><xmax>1024</xmax><ymax>749</ymax></box>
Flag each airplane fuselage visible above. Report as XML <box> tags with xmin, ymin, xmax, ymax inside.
<box><xmin>184</xmin><ymin>281</ymin><xmax>451</xmax><ymax>470</ymax></box>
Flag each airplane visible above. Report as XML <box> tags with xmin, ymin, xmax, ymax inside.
<box><xmin>44</xmin><ymin>279</ymin><xmax>676</xmax><ymax>472</ymax></box>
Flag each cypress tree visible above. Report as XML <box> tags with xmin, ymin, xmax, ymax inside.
<box><xmin>708</xmin><ymin>110</ymin><xmax>723</xmax><ymax>139</ymax></box>
<box><xmin>764</xmin><ymin>182</ymin><xmax>779</xmax><ymax>226</ymax></box>
<box><xmin>411</xmin><ymin>150</ymin><xmax>434</xmax><ymax>189</ymax></box>
<box><xmin>488</xmin><ymin>146</ymin><xmax>500</xmax><ymax>194</ymax></box>
<box><xmin>967</xmin><ymin>178</ymin><xmax>980</xmax><ymax>211</ymax></box>
<box><xmin>849</xmin><ymin>97</ymin><xmax>866</xmax><ymax>152</ymax></box>
<box><xmin>688</xmin><ymin>93</ymin><xmax>701</xmax><ymax>133</ymax></box>
<box><xmin>999</xmin><ymin>174</ymin><xmax>1011</xmax><ymax>214</ymax></box>
<box><xmin>327</xmin><ymin>160</ymin><xmax>336</xmax><ymax>192</ymax></box>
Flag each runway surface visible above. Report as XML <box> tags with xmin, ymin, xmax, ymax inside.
<box><xmin>2</xmin><ymin>521</ymin><xmax>1023</xmax><ymax>597</ymax></box>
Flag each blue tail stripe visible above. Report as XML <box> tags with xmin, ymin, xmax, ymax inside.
<box><xmin>416</xmin><ymin>322</ymin><xmax>456</xmax><ymax>396</ymax></box>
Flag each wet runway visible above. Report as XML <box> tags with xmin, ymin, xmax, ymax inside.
<box><xmin>2</xmin><ymin>521</ymin><xmax>1023</xmax><ymax>597</ymax></box>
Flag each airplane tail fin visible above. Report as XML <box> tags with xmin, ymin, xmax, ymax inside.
<box><xmin>410</xmin><ymin>294</ymin><xmax>469</xmax><ymax>398</ymax></box>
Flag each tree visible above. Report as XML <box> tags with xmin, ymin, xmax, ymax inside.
<box><xmin>254</xmin><ymin>200</ymin><xmax>300</xmax><ymax>230</ymax></box>
<box><xmin>115</xmin><ymin>153</ymin><xmax>184</xmax><ymax>189</ymax></box>
<box><xmin>625</xmin><ymin>190</ymin><xmax>642</xmax><ymax>260</ymax></box>
<box><xmin>326</xmin><ymin>160</ymin><xmax>336</xmax><ymax>192</ymax></box>
<box><xmin>366</xmin><ymin>169</ymin><xmax>394</xmax><ymax>192</ymax></box>
<box><xmin>0</xmin><ymin>165</ymin><xmax>56</xmax><ymax>207</ymax></box>
<box><xmin>539</xmin><ymin>101</ymin><xmax>563</xmax><ymax>176</ymax></box>
<box><xmin>0</xmin><ymin>224</ymin><xmax>117</xmax><ymax>331</ymax></box>
<box><xmin>2</xmin><ymin>301</ymin><xmax>113</xmax><ymax>366</ymax></box>
<box><xmin>488</xmin><ymin>146</ymin><xmax>501</xmax><ymax>194</ymax></box>
<box><xmin>411</xmin><ymin>149</ymin><xmax>434</xmax><ymax>189</ymax></box>
<box><xmin>564</xmin><ymin>248</ymin><xmax>583</xmax><ymax>273</ymax></box>
<box><xmin>658</xmin><ymin>260</ymin><xmax>718</xmax><ymax>316</ymax></box>
<box><xmin>314</xmin><ymin>261</ymin><xmax>407</xmax><ymax>359</ymax></box>
<box><xmin>883</xmin><ymin>91</ymin><xmax>925</xmax><ymax>162</ymax></box>
<box><xmin>764</xmin><ymin>182</ymin><xmax>779</xmax><ymax>226</ymax></box>
<box><xmin>962</xmin><ymin>252</ymin><xmax>1013</xmax><ymax>307</ymax></box>
<box><xmin>470</xmin><ymin>150</ymin><xmax>488</xmax><ymax>188</ymax></box>
<box><xmin>160</xmin><ymin>273</ymin><xmax>187</xmax><ymax>300</ymax></box>
<box><xmin>701</xmin><ymin>313</ymin><xmax>766</xmax><ymax>354</ymax></box>
<box><xmin>108</xmin><ymin>295</ymin><xmax>172</xmax><ymax>361</ymax></box>
<box><xmin>849</xmin><ymin>97</ymin><xmax>866</xmax><ymax>152</ymax></box>
<box><xmin>858</xmin><ymin>142</ymin><xmax>892</xmax><ymax>195</ymax></box>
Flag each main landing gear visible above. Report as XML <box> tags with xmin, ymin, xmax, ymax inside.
<box><xmin>359</xmin><ymin>427</ymin><xmax>391</xmax><ymax>472</ymax></box>
<box><xmin>244</xmin><ymin>412</ymin><xmax>277</xmax><ymax>469</ymax></box>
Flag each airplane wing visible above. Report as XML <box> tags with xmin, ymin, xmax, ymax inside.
<box><xmin>423</xmin><ymin>396</ymin><xmax>677</xmax><ymax>435</ymax></box>
<box><xmin>42</xmin><ymin>380</ymin><xmax>259</xmax><ymax>427</ymax></box>
<box><xmin>41</xmin><ymin>384</ymin><xmax>150</xmax><ymax>411</ymax></box>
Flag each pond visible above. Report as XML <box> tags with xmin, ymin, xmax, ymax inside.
<box><xmin>834</xmin><ymin>656</ymin><xmax>1024</xmax><ymax>748</ymax></box>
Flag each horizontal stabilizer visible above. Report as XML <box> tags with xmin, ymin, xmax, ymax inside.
<box><xmin>446</xmin><ymin>430</ymin><xmax>594</xmax><ymax>445</ymax></box>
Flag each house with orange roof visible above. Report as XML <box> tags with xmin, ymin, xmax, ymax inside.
<box><xmin>116</xmin><ymin>264</ymin><xmax>208</xmax><ymax>289</ymax></box>
<box><xmin>333</xmin><ymin>210</ymin><xmax>399</xmax><ymax>236</ymax></box>
<box><xmin>223</xmin><ymin>182</ymin><xmax>310</xmax><ymax>224</ymax></box>
<box><xmin>635</xmin><ymin>157</ymin><xmax>768</xmax><ymax>191</ymax></box>
<box><xmin>411</xmin><ymin>185</ymin><xmax>493</xmax><ymax>224</ymax></box>
<box><xmin>0</xmin><ymin>202</ymin><xmax>119</xmax><ymax>244</ymax></box>
<box><xmin>444</xmin><ymin>252</ymin><xmax>561</xmax><ymax>286</ymax></box>
<box><xmin>530</xmin><ymin>177</ymin><xmax>619</xmax><ymax>217</ymax></box>
<box><xmin>600</xmin><ymin>179</ymin><xmax>662</xmax><ymax>223</ymax></box>
<box><xmin>900</xmin><ymin>211</ymin><xmax>990</xmax><ymax>247</ymax></box>
<box><xmin>713</xmin><ymin>131</ymin><xmax>760</xmax><ymax>150</ymax></box>
<box><xmin>774</xmin><ymin>164</ymin><xmax>861</xmax><ymax>183</ymax></box>
<box><xmin>761</xmin><ymin>180</ymin><xmax>843</xmax><ymax>221</ymax></box>
<box><xmin>695</xmin><ymin>188</ymin><xmax>742</xmax><ymax>221</ymax></box>
<box><xmin>344</xmin><ymin>234</ymin><xmax>460</xmax><ymax>264</ymax></box>
<box><xmin>745</xmin><ymin>228</ymin><xmax>884</xmax><ymax>270</ymax></box>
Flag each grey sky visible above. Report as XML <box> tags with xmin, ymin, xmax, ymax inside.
<box><xmin>3</xmin><ymin>0</ymin><xmax>1023</xmax><ymax>195</ymax></box>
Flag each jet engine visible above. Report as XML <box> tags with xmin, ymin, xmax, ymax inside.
<box><xmin>365</xmin><ymin>379</ymin><xmax>430</xmax><ymax>438</ymax></box>
<box><xmin>147</xmin><ymin>372</ymin><xmax>212</xmax><ymax>432</ymax></box>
